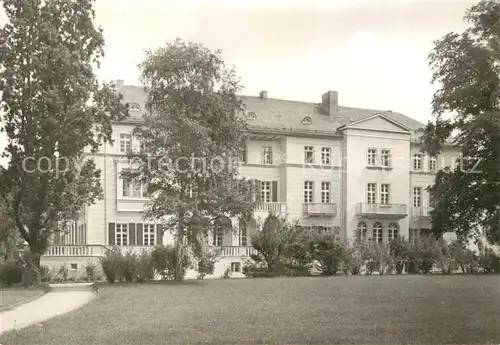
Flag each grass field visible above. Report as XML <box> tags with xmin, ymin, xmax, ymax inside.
<box><xmin>0</xmin><ymin>286</ymin><xmax>47</xmax><ymax>312</ymax></box>
<box><xmin>0</xmin><ymin>275</ymin><xmax>499</xmax><ymax>344</ymax></box>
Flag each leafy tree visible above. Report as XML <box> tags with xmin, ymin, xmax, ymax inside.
<box><xmin>422</xmin><ymin>0</ymin><xmax>500</xmax><ymax>245</ymax></box>
<box><xmin>0</xmin><ymin>199</ymin><xmax>21</xmax><ymax>260</ymax></box>
<box><xmin>0</xmin><ymin>0</ymin><xmax>128</xmax><ymax>267</ymax></box>
<box><xmin>123</xmin><ymin>39</ymin><xmax>258</xmax><ymax>280</ymax></box>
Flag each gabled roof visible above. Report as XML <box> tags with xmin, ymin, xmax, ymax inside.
<box><xmin>336</xmin><ymin>112</ymin><xmax>413</xmax><ymax>132</ymax></box>
<box><xmin>117</xmin><ymin>84</ymin><xmax>427</xmax><ymax>136</ymax></box>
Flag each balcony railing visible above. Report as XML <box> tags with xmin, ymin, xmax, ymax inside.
<box><xmin>211</xmin><ymin>246</ymin><xmax>257</xmax><ymax>257</ymax></box>
<box><xmin>356</xmin><ymin>203</ymin><xmax>407</xmax><ymax>218</ymax></box>
<box><xmin>44</xmin><ymin>245</ymin><xmax>108</xmax><ymax>257</ymax></box>
<box><xmin>254</xmin><ymin>202</ymin><xmax>287</xmax><ymax>214</ymax></box>
<box><xmin>303</xmin><ymin>203</ymin><xmax>337</xmax><ymax>217</ymax></box>
<box><xmin>411</xmin><ymin>206</ymin><xmax>433</xmax><ymax>218</ymax></box>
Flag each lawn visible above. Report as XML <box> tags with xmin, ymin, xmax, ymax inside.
<box><xmin>0</xmin><ymin>275</ymin><xmax>499</xmax><ymax>344</ymax></box>
<box><xmin>0</xmin><ymin>285</ymin><xmax>47</xmax><ymax>312</ymax></box>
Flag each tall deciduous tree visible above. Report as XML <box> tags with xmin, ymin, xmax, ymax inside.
<box><xmin>125</xmin><ymin>39</ymin><xmax>258</xmax><ymax>280</ymax></box>
<box><xmin>422</xmin><ymin>0</ymin><xmax>500</xmax><ymax>245</ymax></box>
<box><xmin>0</xmin><ymin>0</ymin><xmax>128</xmax><ymax>266</ymax></box>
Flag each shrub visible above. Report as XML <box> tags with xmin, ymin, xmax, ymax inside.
<box><xmin>389</xmin><ymin>237</ymin><xmax>408</xmax><ymax>274</ymax></box>
<box><xmin>478</xmin><ymin>249</ymin><xmax>500</xmax><ymax>273</ymax></box>
<box><xmin>435</xmin><ymin>240</ymin><xmax>455</xmax><ymax>274</ymax></box>
<box><xmin>0</xmin><ymin>259</ymin><xmax>23</xmax><ymax>286</ymax></box>
<box><xmin>417</xmin><ymin>238</ymin><xmax>438</xmax><ymax>274</ymax></box>
<box><xmin>58</xmin><ymin>263</ymin><xmax>69</xmax><ymax>281</ymax></box>
<box><xmin>343</xmin><ymin>234</ymin><xmax>370</xmax><ymax>276</ymax></box>
<box><xmin>312</xmin><ymin>231</ymin><xmax>344</xmax><ymax>276</ymax></box>
<box><xmin>242</xmin><ymin>259</ymin><xmax>270</xmax><ymax>278</ymax></box>
<box><xmin>85</xmin><ymin>262</ymin><xmax>97</xmax><ymax>281</ymax></box>
<box><xmin>122</xmin><ymin>250</ymin><xmax>138</xmax><ymax>282</ymax></box>
<box><xmin>283</xmin><ymin>229</ymin><xmax>315</xmax><ymax>276</ymax></box>
<box><xmin>39</xmin><ymin>265</ymin><xmax>51</xmax><ymax>282</ymax></box>
<box><xmin>136</xmin><ymin>249</ymin><xmax>155</xmax><ymax>282</ymax></box>
<box><xmin>196</xmin><ymin>249</ymin><xmax>218</xmax><ymax>280</ymax></box>
<box><xmin>366</xmin><ymin>242</ymin><xmax>391</xmax><ymax>275</ymax></box>
<box><xmin>151</xmin><ymin>245</ymin><xmax>190</xmax><ymax>280</ymax></box>
<box><xmin>100</xmin><ymin>246</ymin><xmax>124</xmax><ymax>283</ymax></box>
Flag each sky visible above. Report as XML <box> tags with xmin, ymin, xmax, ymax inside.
<box><xmin>0</xmin><ymin>0</ymin><xmax>478</xmax><ymax>161</ymax></box>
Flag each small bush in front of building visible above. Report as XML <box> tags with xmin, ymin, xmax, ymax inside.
<box><xmin>122</xmin><ymin>250</ymin><xmax>137</xmax><ymax>283</ymax></box>
<box><xmin>136</xmin><ymin>249</ymin><xmax>155</xmax><ymax>282</ymax></box>
<box><xmin>85</xmin><ymin>262</ymin><xmax>97</xmax><ymax>281</ymax></box>
<box><xmin>100</xmin><ymin>246</ymin><xmax>124</xmax><ymax>283</ymax></box>
<box><xmin>312</xmin><ymin>232</ymin><xmax>345</xmax><ymax>276</ymax></box>
<box><xmin>39</xmin><ymin>265</ymin><xmax>51</xmax><ymax>282</ymax></box>
<box><xmin>58</xmin><ymin>263</ymin><xmax>69</xmax><ymax>281</ymax></box>
<box><xmin>151</xmin><ymin>245</ymin><xmax>190</xmax><ymax>280</ymax></box>
<box><xmin>242</xmin><ymin>259</ymin><xmax>271</xmax><ymax>278</ymax></box>
<box><xmin>0</xmin><ymin>259</ymin><xmax>23</xmax><ymax>286</ymax></box>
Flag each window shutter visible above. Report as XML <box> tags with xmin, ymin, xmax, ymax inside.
<box><xmin>108</xmin><ymin>223</ymin><xmax>115</xmax><ymax>245</ymax></box>
<box><xmin>269</xmin><ymin>147</ymin><xmax>273</xmax><ymax>164</ymax></box>
<box><xmin>136</xmin><ymin>224</ymin><xmax>143</xmax><ymax>246</ymax></box>
<box><xmin>271</xmin><ymin>181</ymin><xmax>278</xmax><ymax>202</ymax></box>
<box><xmin>243</xmin><ymin>145</ymin><xmax>247</xmax><ymax>163</ymax></box>
<box><xmin>129</xmin><ymin>223</ymin><xmax>136</xmax><ymax>246</ymax></box>
<box><xmin>156</xmin><ymin>224</ymin><xmax>163</xmax><ymax>246</ymax></box>
<box><xmin>261</xmin><ymin>147</ymin><xmax>264</xmax><ymax>164</ymax></box>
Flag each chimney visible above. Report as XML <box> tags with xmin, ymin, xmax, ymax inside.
<box><xmin>322</xmin><ymin>90</ymin><xmax>338</xmax><ymax>117</ymax></box>
<box><xmin>259</xmin><ymin>90</ymin><xmax>268</xmax><ymax>99</ymax></box>
<box><xmin>116</xmin><ymin>79</ymin><xmax>124</xmax><ymax>90</ymax></box>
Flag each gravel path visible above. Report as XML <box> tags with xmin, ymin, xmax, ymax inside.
<box><xmin>0</xmin><ymin>286</ymin><xmax>95</xmax><ymax>335</ymax></box>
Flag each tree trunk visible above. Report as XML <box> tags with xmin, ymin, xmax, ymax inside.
<box><xmin>174</xmin><ymin>216</ymin><xmax>185</xmax><ymax>281</ymax></box>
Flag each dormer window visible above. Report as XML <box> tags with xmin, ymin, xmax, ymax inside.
<box><xmin>129</xmin><ymin>103</ymin><xmax>141</xmax><ymax>112</ymax></box>
<box><xmin>301</xmin><ymin>116</ymin><xmax>312</xmax><ymax>125</ymax></box>
<box><xmin>246</xmin><ymin>112</ymin><xmax>257</xmax><ymax>120</ymax></box>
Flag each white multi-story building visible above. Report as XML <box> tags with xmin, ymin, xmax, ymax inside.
<box><xmin>41</xmin><ymin>80</ymin><xmax>462</xmax><ymax>278</ymax></box>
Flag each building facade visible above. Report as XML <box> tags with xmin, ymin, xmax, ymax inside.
<box><xmin>41</xmin><ymin>80</ymin><xmax>462</xmax><ymax>278</ymax></box>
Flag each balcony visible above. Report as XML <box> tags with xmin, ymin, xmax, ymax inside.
<box><xmin>356</xmin><ymin>203</ymin><xmax>407</xmax><ymax>219</ymax></box>
<box><xmin>44</xmin><ymin>245</ymin><xmax>108</xmax><ymax>257</ymax></box>
<box><xmin>303</xmin><ymin>203</ymin><xmax>337</xmax><ymax>217</ymax></box>
<box><xmin>254</xmin><ymin>202</ymin><xmax>287</xmax><ymax>214</ymax></box>
<box><xmin>213</xmin><ymin>246</ymin><xmax>257</xmax><ymax>257</ymax></box>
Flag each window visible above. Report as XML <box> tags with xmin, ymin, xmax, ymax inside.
<box><xmin>388</xmin><ymin>222</ymin><xmax>398</xmax><ymax>241</ymax></box>
<box><xmin>213</xmin><ymin>226</ymin><xmax>223</xmax><ymax>246</ymax></box>
<box><xmin>188</xmin><ymin>185</ymin><xmax>198</xmax><ymax>199</ymax></box>
<box><xmin>231</xmin><ymin>262</ymin><xmax>241</xmax><ymax>272</ymax></box>
<box><xmin>239</xmin><ymin>145</ymin><xmax>247</xmax><ymax>163</ymax></box>
<box><xmin>120</xmin><ymin>134</ymin><xmax>132</xmax><ymax>153</ymax></box>
<box><xmin>367</xmin><ymin>183</ymin><xmax>376</xmax><ymax>204</ymax></box>
<box><xmin>122</xmin><ymin>178</ymin><xmax>144</xmax><ymax>198</ymax></box>
<box><xmin>413</xmin><ymin>187</ymin><xmax>422</xmax><ymax>207</ymax></box>
<box><xmin>304</xmin><ymin>181</ymin><xmax>314</xmax><ymax>203</ymax></box>
<box><xmin>321</xmin><ymin>147</ymin><xmax>331</xmax><ymax>165</ymax></box>
<box><xmin>261</xmin><ymin>181</ymin><xmax>271</xmax><ymax>203</ymax></box>
<box><xmin>239</xmin><ymin>224</ymin><xmax>248</xmax><ymax>247</ymax></box>
<box><xmin>70</xmin><ymin>263</ymin><xmax>78</xmax><ymax>270</ymax></box>
<box><xmin>262</xmin><ymin>147</ymin><xmax>273</xmax><ymax>165</ymax></box>
<box><xmin>304</xmin><ymin>146</ymin><xmax>314</xmax><ymax>164</ymax></box>
<box><xmin>373</xmin><ymin>222</ymin><xmax>383</xmax><ymax>243</ymax></box>
<box><xmin>139</xmin><ymin>140</ymin><xmax>146</xmax><ymax>152</ymax></box>
<box><xmin>321</xmin><ymin>182</ymin><xmax>331</xmax><ymax>203</ymax></box>
<box><xmin>381</xmin><ymin>149</ymin><xmax>391</xmax><ymax>167</ymax></box>
<box><xmin>333</xmin><ymin>226</ymin><xmax>341</xmax><ymax>242</ymax></box>
<box><xmin>413</xmin><ymin>153</ymin><xmax>422</xmax><ymax>170</ymax></box>
<box><xmin>429</xmin><ymin>156</ymin><xmax>437</xmax><ymax>172</ymax></box>
<box><xmin>357</xmin><ymin>222</ymin><xmax>367</xmax><ymax>239</ymax></box>
<box><xmin>367</xmin><ymin>148</ymin><xmax>377</xmax><ymax>166</ymax></box>
<box><xmin>380</xmin><ymin>184</ymin><xmax>390</xmax><ymax>204</ymax></box>
<box><xmin>116</xmin><ymin>223</ymin><xmax>128</xmax><ymax>246</ymax></box>
<box><xmin>143</xmin><ymin>224</ymin><xmax>156</xmax><ymax>246</ymax></box>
